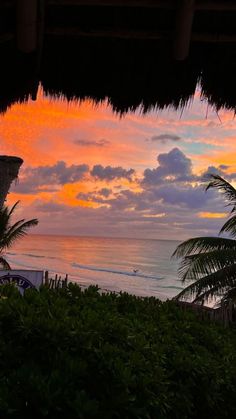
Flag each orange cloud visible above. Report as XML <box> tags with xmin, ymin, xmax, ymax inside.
<box><xmin>198</xmin><ymin>212</ymin><xmax>228</xmax><ymax>219</ymax></box>
<box><xmin>0</xmin><ymin>89</ymin><xmax>149</xmax><ymax>170</ymax></box>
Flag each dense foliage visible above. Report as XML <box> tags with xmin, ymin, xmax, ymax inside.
<box><xmin>173</xmin><ymin>175</ymin><xmax>236</xmax><ymax>304</ymax></box>
<box><xmin>0</xmin><ymin>284</ymin><xmax>236</xmax><ymax>419</ymax></box>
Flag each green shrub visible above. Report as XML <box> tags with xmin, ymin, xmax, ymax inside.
<box><xmin>0</xmin><ymin>284</ymin><xmax>236</xmax><ymax>418</ymax></box>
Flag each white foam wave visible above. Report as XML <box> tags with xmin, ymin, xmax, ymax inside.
<box><xmin>71</xmin><ymin>262</ymin><xmax>164</xmax><ymax>281</ymax></box>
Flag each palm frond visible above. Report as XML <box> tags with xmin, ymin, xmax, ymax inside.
<box><xmin>0</xmin><ymin>202</ymin><xmax>38</xmax><ymax>271</ymax></box>
<box><xmin>0</xmin><ymin>256</ymin><xmax>11</xmax><ymax>270</ymax></box>
<box><xmin>173</xmin><ymin>175</ymin><xmax>236</xmax><ymax>305</ymax></box>
<box><xmin>179</xmin><ymin>248</ymin><xmax>236</xmax><ymax>282</ymax></box>
<box><xmin>172</xmin><ymin>236</ymin><xmax>236</xmax><ymax>259</ymax></box>
<box><xmin>194</xmin><ymin>264</ymin><xmax>236</xmax><ymax>293</ymax></box>
<box><xmin>3</xmin><ymin>219</ymin><xmax>27</xmax><ymax>237</ymax></box>
<box><xmin>0</xmin><ymin>206</ymin><xmax>11</xmax><ymax>238</ymax></box>
<box><xmin>1</xmin><ymin>219</ymin><xmax>38</xmax><ymax>250</ymax></box>
<box><xmin>193</xmin><ymin>284</ymin><xmax>232</xmax><ymax>305</ymax></box>
<box><xmin>205</xmin><ymin>174</ymin><xmax>236</xmax><ymax>212</ymax></box>
<box><xmin>220</xmin><ymin>215</ymin><xmax>236</xmax><ymax>238</ymax></box>
<box><xmin>174</xmin><ymin>263</ymin><xmax>236</xmax><ymax>301</ymax></box>
<box><xmin>8</xmin><ymin>201</ymin><xmax>20</xmax><ymax>217</ymax></box>
<box><xmin>219</xmin><ymin>287</ymin><xmax>236</xmax><ymax>307</ymax></box>
<box><xmin>0</xmin><ymin>219</ymin><xmax>25</xmax><ymax>248</ymax></box>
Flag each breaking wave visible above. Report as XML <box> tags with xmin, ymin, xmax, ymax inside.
<box><xmin>71</xmin><ymin>262</ymin><xmax>164</xmax><ymax>281</ymax></box>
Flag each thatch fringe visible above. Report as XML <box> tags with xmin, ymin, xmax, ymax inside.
<box><xmin>1</xmin><ymin>2</ymin><xmax>236</xmax><ymax>114</ymax></box>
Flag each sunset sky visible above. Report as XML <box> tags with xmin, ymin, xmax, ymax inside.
<box><xmin>1</xmin><ymin>88</ymin><xmax>236</xmax><ymax>240</ymax></box>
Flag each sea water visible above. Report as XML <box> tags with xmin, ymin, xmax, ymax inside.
<box><xmin>6</xmin><ymin>235</ymin><xmax>183</xmax><ymax>299</ymax></box>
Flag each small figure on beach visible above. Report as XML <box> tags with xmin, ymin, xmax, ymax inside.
<box><xmin>133</xmin><ymin>269</ymin><xmax>139</xmax><ymax>274</ymax></box>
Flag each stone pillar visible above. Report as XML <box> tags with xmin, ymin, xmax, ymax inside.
<box><xmin>0</xmin><ymin>156</ymin><xmax>23</xmax><ymax>208</ymax></box>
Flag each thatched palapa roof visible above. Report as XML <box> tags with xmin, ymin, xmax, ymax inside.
<box><xmin>1</xmin><ymin>0</ymin><xmax>236</xmax><ymax>114</ymax></box>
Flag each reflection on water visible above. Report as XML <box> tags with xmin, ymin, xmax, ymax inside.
<box><xmin>7</xmin><ymin>234</ymin><xmax>182</xmax><ymax>299</ymax></box>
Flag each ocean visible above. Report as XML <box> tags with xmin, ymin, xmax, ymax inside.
<box><xmin>6</xmin><ymin>235</ymin><xmax>183</xmax><ymax>300</ymax></box>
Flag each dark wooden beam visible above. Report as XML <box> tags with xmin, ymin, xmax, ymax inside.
<box><xmin>192</xmin><ymin>32</ymin><xmax>236</xmax><ymax>43</ymax></box>
<box><xmin>2</xmin><ymin>0</ymin><xmax>236</xmax><ymax>11</ymax></box>
<box><xmin>196</xmin><ymin>0</ymin><xmax>236</xmax><ymax>11</ymax></box>
<box><xmin>46</xmin><ymin>27</ymin><xmax>236</xmax><ymax>43</ymax></box>
<box><xmin>47</xmin><ymin>0</ymin><xmax>236</xmax><ymax>11</ymax></box>
<box><xmin>48</xmin><ymin>0</ymin><xmax>174</xmax><ymax>8</ymax></box>
<box><xmin>0</xmin><ymin>1</ymin><xmax>14</xmax><ymax>5</ymax></box>
<box><xmin>16</xmin><ymin>0</ymin><xmax>38</xmax><ymax>53</ymax></box>
<box><xmin>46</xmin><ymin>27</ymin><xmax>168</xmax><ymax>39</ymax></box>
<box><xmin>173</xmin><ymin>0</ymin><xmax>195</xmax><ymax>60</ymax></box>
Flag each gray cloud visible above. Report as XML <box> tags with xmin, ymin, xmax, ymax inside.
<box><xmin>99</xmin><ymin>188</ymin><xmax>112</xmax><ymax>197</ymax></box>
<box><xmin>155</xmin><ymin>184</ymin><xmax>213</xmax><ymax>209</ymax></box>
<box><xmin>91</xmin><ymin>165</ymin><xmax>135</xmax><ymax>182</ymax></box>
<box><xmin>77</xmin><ymin>187</ymin><xmax>113</xmax><ymax>204</ymax></box>
<box><xmin>83</xmin><ymin>148</ymin><xmax>227</xmax><ymax>217</ymax></box>
<box><xmin>12</xmin><ymin>160</ymin><xmax>136</xmax><ymax>195</ymax></box>
<box><xmin>150</xmin><ymin>134</ymin><xmax>181</xmax><ymax>143</ymax></box>
<box><xmin>201</xmin><ymin>164</ymin><xmax>235</xmax><ymax>182</ymax></box>
<box><xmin>75</xmin><ymin>148</ymin><xmax>222</xmax><ymax>215</ymax></box>
<box><xmin>74</xmin><ymin>138</ymin><xmax>110</xmax><ymax>147</ymax></box>
<box><xmin>219</xmin><ymin>164</ymin><xmax>230</xmax><ymax>170</ymax></box>
<box><xmin>12</xmin><ymin>161</ymin><xmax>89</xmax><ymax>194</ymax></box>
<box><xmin>31</xmin><ymin>193</ymin><xmax>226</xmax><ymax>240</ymax></box>
<box><xmin>143</xmin><ymin>148</ymin><xmax>193</xmax><ymax>186</ymax></box>
<box><xmin>35</xmin><ymin>201</ymin><xmax>67</xmax><ymax>213</ymax></box>
<box><xmin>11</xmin><ymin>148</ymin><xmax>233</xmax><ymax>240</ymax></box>
<box><xmin>104</xmin><ymin>184</ymin><xmax>215</xmax><ymax>213</ymax></box>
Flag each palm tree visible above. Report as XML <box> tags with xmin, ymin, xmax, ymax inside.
<box><xmin>172</xmin><ymin>174</ymin><xmax>236</xmax><ymax>305</ymax></box>
<box><xmin>0</xmin><ymin>201</ymin><xmax>38</xmax><ymax>269</ymax></box>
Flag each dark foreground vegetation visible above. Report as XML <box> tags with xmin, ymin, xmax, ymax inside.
<box><xmin>0</xmin><ymin>284</ymin><xmax>236</xmax><ymax>419</ymax></box>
